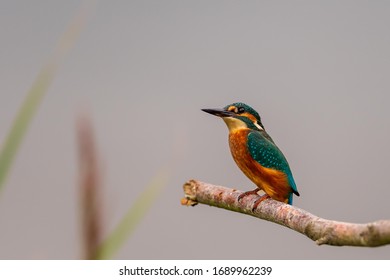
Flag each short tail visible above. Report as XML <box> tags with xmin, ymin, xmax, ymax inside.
<box><xmin>288</xmin><ymin>192</ymin><xmax>293</xmax><ymax>205</ymax></box>
<box><xmin>288</xmin><ymin>189</ymin><xmax>300</xmax><ymax>205</ymax></box>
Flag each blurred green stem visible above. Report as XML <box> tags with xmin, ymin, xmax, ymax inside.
<box><xmin>0</xmin><ymin>67</ymin><xmax>53</xmax><ymax>190</ymax></box>
<box><xmin>0</xmin><ymin>1</ymin><xmax>92</xmax><ymax>193</ymax></box>
<box><xmin>95</xmin><ymin>170</ymin><xmax>168</xmax><ymax>259</ymax></box>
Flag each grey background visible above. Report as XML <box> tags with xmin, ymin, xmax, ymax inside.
<box><xmin>1</xmin><ymin>1</ymin><xmax>390</xmax><ymax>259</ymax></box>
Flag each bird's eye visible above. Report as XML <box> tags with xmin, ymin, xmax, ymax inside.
<box><xmin>237</xmin><ymin>107</ymin><xmax>245</xmax><ymax>114</ymax></box>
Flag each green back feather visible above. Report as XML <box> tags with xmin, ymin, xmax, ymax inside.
<box><xmin>247</xmin><ymin>131</ymin><xmax>299</xmax><ymax>198</ymax></box>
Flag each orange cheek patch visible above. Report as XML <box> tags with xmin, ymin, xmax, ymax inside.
<box><xmin>241</xmin><ymin>112</ymin><xmax>257</xmax><ymax>123</ymax></box>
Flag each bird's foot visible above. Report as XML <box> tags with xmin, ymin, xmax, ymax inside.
<box><xmin>252</xmin><ymin>194</ymin><xmax>271</xmax><ymax>211</ymax></box>
<box><xmin>237</xmin><ymin>189</ymin><xmax>260</xmax><ymax>202</ymax></box>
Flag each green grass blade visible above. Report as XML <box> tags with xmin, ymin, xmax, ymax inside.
<box><xmin>0</xmin><ymin>1</ymin><xmax>92</xmax><ymax>193</ymax></box>
<box><xmin>95</xmin><ymin>170</ymin><xmax>169</xmax><ymax>259</ymax></box>
<box><xmin>0</xmin><ymin>68</ymin><xmax>53</xmax><ymax>190</ymax></box>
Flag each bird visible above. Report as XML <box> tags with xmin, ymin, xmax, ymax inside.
<box><xmin>202</xmin><ymin>102</ymin><xmax>299</xmax><ymax>209</ymax></box>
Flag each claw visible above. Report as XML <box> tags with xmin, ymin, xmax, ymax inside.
<box><xmin>252</xmin><ymin>194</ymin><xmax>271</xmax><ymax>211</ymax></box>
<box><xmin>237</xmin><ymin>188</ymin><xmax>260</xmax><ymax>201</ymax></box>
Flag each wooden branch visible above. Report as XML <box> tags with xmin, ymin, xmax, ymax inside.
<box><xmin>181</xmin><ymin>180</ymin><xmax>390</xmax><ymax>247</ymax></box>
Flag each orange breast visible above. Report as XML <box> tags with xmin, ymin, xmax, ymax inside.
<box><xmin>229</xmin><ymin>129</ymin><xmax>291</xmax><ymax>203</ymax></box>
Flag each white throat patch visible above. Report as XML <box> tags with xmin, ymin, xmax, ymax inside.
<box><xmin>222</xmin><ymin>117</ymin><xmax>247</xmax><ymax>132</ymax></box>
<box><xmin>222</xmin><ymin>117</ymin><xmax>264</xmax><ymax>132</ymax></box>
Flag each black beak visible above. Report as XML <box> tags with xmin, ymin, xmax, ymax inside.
<box><xmin>201</xmin><ymin>108</ymin><xmax>235</xmax><ymax>118</ymax></box>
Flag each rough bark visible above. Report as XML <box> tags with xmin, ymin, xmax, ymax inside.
<box><xmin>181</xmin><ymin>180</ymin><xmax>390</xmax><ymax>247</ymax></box>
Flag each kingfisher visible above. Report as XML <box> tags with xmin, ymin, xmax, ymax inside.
<box><xmin>202</xmin><ymin>102</ymin><xmax>300</xmax><ymax>209</ymax></box>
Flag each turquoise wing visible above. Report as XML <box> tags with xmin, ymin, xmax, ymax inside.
<box><xmin>247</xmin><ymin>131</ymin><xmax>299</xmax><ymax>198</ymax></box>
